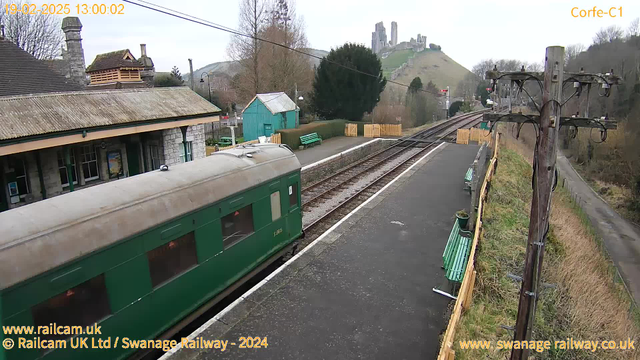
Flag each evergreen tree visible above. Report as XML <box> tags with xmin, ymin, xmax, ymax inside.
<box><xmin>312</xmin><ymin>43</ymin><xmax>386</xmax><ymax>121</ymax></box>
<box><xmin>170</xmin><ymin>66</ymin><xmax>183</xmax><ymax>82</ymax></box>
<box><xmin>408</xmin><ymin>77</ymin><xmax>423</xmax><ymax>94</ymax></box>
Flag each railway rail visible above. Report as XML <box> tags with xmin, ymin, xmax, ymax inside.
<box><xmin>300</xmin><ymin>111</ymin><xmax>485</xmax><ymax>246</ymax></box>
<box><xmin>142</xmin><ymin>110</ymin><xmax>485</xmax><ymax>360</ymax></box>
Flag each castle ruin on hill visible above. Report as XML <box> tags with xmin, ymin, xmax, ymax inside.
<box><xmin>371</xmin><ymin>21</ymin><xmax>427</xmax><ymax>55</ymax></box>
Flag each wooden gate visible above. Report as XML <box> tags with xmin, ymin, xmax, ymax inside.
<box><xmin>345</xmin><ymin>123</ymin><xmax>358</xmax><ymax>137</ymax></box>
<box><xmin>364</xmin><ymin>124</ymin><xmax>381</xmax><ymax>138</ymax></box>
<box><xmin>380</xmin><ymin>124</ymin><xmax>402</xmax><ymax>136</ymax></box>
<box><xmin>456</xmin><ymin>129</ymin><xmax>470</xmax><ymax>144</ymax></box>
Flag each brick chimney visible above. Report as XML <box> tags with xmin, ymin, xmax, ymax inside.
<box><xmin>138</xmin><ymin>43</ymin><xmax>155</xmax><ymax>87</ymax></box>
<box><xmin>61</xmin><ymin>17</ymin><xmax>87</xmax><ymax>86</ymax></box>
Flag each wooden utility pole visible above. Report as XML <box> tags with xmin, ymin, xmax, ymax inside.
<box><xmin>483</xmin><ymin>46</ymin><xmax>619</xmax><ymax>360</ymax></box>
<box><xmin>510</xmin><ymin>46</ymin><xmax>563</xmax><ymax>360</ymax></box>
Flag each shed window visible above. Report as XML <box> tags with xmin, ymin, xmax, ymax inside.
<box><xmin>222</xmin><ymin>204</ymin><xmax>254</xmax><ymax>249</ymax></box>
<box><xmin>31</xmin><ymin>274</ymin><xmax>111</xmax><ymax>341</ymax></box>
<box><xmin>57</xmin><ymin>150</ymin><xmax>78</xmax><ymax>187</ymax></box>
<box><xmin>271</xmin><ymin>192</ymin><xmax>281</xmax><ymax>221</ymax></box>
<box><xmin>147</xmin><ymin>232</ymin><xmax>198</xmax><ymax>288</ymax></box>
<box><xmin>289</xmin><ymin>183</ymin><xmax>298</xmax><ymax>208</ymax></box>
<box><xmin>80</xmin><ymin>145</ymin><xmax>99</xmax><ymax>181</ymax></box>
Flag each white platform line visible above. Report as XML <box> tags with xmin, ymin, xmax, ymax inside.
<box><xmin>300</xmin><ymin>138</ymin><xmax>397</xmax><ymax>171</ymax></box>
<box><xmin>160</xmin><ymin>142</ymin><xmax>446</xmax><ymax>359</ymax></box>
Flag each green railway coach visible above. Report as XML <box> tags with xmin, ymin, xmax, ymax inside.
<box><xmin>0</xmin><ymin>144</ymin><xmax>302</xmax><ymax>360</ymax></box>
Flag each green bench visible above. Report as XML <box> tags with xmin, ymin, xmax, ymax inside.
<box><xmin>442</xmin><ymin>220</ymin><xmax>472</xmax><ymax>283</ymax></box>
<box><xmin>218</xmin><ymin>137</ymin><xmax>233</xmax><ymax>147</ymax></box>
<box><xmin>464</xmin><ymin>167</ymin><xmax>473</xmax><ymax>194</ymax></box>
<box><xmin>300</xmin><ymin>133</ymin><xmax>322</xmax><ymax>148</ymax></box>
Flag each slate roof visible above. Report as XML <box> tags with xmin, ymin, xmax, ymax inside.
<box><xmin>0</xmin><ymin>38</ymin><xmax>83</xmax><ymax>97</ymax></box>
<box><xmin>243</xmin><ymin>92</ymin><xmax>298</xmax><ymax>115</ymax></box>
<box><xmin>0</xmin><ymin>87</ymin><xmax>221</xmax><ymax>141</ymax></box>
<box><xmin>86</xmin><ymin>49</ymin><xmax>144</xmax><ymax>72</ymax></box>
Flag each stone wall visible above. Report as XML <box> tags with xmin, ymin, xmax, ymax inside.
<box><xmin>162</xmin><ymin>124</ymin><xmax>206</xmax><ymax>166</ymax></box>
<box><xmin>301</xmin><ymin>139</ymin><xmax>396</xmax><ymax>187</ymax></box>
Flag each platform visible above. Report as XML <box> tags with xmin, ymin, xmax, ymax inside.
<box><xmin>165</xmin><ymin>143</ymin><xmax>480</xmax><ymax>360</ymax></box>
<box><xmin>295</xmin><ymin>136</ymin><xmax>372</xmax><ymax>166</ymax></box>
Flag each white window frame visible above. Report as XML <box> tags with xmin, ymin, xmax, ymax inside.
<box><xmin>80</xmin><ymin>145</ymin><xmax>99</xmax><ymax>181</ymax></box>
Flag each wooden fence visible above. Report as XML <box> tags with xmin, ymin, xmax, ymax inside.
<box><xmin>456</xmin><ymin>128</ymin><xmax>490</xmax><ymax>145</ymax></box>
<box><xmin>470</xmin><ymin>128</ymin><xmax>491</xmax><ymax>144</ymax></box>
<box><xmin>437</xmin><ymin>133</ymin><xmax>500</xmax><ymax>360</ymax></box>
<box><xmin>345</xmin><ymin>123</ymin><xmax>358</xmax><ymax>137</ymax></box>
<box><xmin>456</xmin><ymin>129</ymin><xmax>470</xmax><ymax>144</ymax></box>
<box><xmin>364</xmin><ymin>124</ymin><xmax>381</xmax><ymax>138</ymax></box>
<box><xmin>205</xmin><ymin>133</ymin><xmax>280</xmax><ymax>156</ymax></box>
<box><xmin>380</xmin><ymin>124</ymin><xmax>402</xmax><ymax>136</ymax></box>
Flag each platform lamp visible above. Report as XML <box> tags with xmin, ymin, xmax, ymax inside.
<box><xmin>200</xmin><ymin>72</ymin><xmax>211</xmax><ymax>103</ymax></box>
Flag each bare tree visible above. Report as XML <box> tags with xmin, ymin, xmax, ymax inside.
<box><xmin>627</xmin><ymin>18</ymin><xmax>639</xmax><ymax>38</ymax></box>
<box><xmin>593</xmin><ymin>25</ymin><xmax>624</xmax><ymax>45</ymax></box>
<box><xmin>472</xmin><ymin>59</ymin><xmax>494</xmax><ymax>79</ymax></box>
<box><xmin>0</xmin><ymin>0</ymin><xmax>63</xmax><ymax>60</ymax></box>
<box><xmin>227</xmin><ymin>0</ymin><xmax>267</xmax><ymax>101</ymax></box>
<box><xmin>564</xmin><ymin>43</ymin><xmax>585</xmax><ymax>66</ymax></box>
<box><xmin>260</xmin><ymin>0</ymin><xmax>312</xmax><ymax>99</ymax></box>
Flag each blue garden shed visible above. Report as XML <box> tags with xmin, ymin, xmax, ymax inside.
<box><xmin>242</xmin><ymin>92</ymin><xmax>298</xmax><ymax>141</ymax></box>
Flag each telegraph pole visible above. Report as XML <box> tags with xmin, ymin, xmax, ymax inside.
<box><xmin>483</xmin><ymin>46</ymin><xmax>620</xmax><ymax>360</ymax></box>
<box><xmin>509</xmin><ymin>46</ymin><xmax>563</xmax><ymax>360</ymax></box>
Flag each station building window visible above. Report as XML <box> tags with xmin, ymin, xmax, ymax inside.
<box><xmin>271</xmin><ymin>192</ymin><xmax>281</xmax><ymax>221</ymax></box>
<box><xmin>221</xmin><ymin>204</ymin><xmax>254</xmax><ymax>249</ymax></box>
<box><xmin>289</xmin><ymin>183</ymin><xmax>298</xmax><ymax>208</ymax></box>
<box><xmin>7</xmin><ymin>156</ymin><xmax>30</xmax><ymax>196</ymax></box>
<box><xmin>31</xmin><ymin>274</ymin><xmax>111</xmax><ymax>341</ymax></box>
<box><xmin>147</xmin><ymin>232</ymin><xmax>198</xmax><ymax>288</ymax></box>
<box><xmin>57</xmin><ymin>150</ymin><xmax>78</xmax><ymax>187</ymax></box>
<box><xmin>80</xmin><ymin>145</ymin><xmax>99</xmax><ymax>181</ymax></box>
<box><xmin>149</xmin><ymin>145</ymin><xmax>162</xmax><ymax>170</ymax></box>
<box><xmin>179</xmin><ymin>142</ymin><xmax>192</xmax><ymax>162</ymax></box>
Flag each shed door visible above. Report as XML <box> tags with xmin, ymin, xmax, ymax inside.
<box><xmin>263</xmin><ymin>124</ymin><xmax>273</xmax><ymax>137</ymax></box>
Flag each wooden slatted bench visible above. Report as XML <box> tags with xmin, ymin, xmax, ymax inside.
<box><xmin>442</xmin><ymin>220</ymin><xmax>473</xmax><ymax>284</ymax></box>
<box><xmin>464</xmin><ymin>167</ymin><xmax>473</xmax><ymax>194</ymax></box>
<box><xmin>300</xmin><ymin>133</ymin><xmax>322</xmax><ymax>148</ymax></box>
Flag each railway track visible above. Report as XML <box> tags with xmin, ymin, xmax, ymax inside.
<box><xmin>141</xmin><ymin>111</ymin><xmax>485</xmax><ymax>359</ymax></box>
<box><xmin>300</xmin><ymin>111</ymin><xmax>485</xmax><ymax>246</ymax></box>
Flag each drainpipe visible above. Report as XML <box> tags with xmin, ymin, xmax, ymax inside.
<box><xmin>36</xmin><ymin>151</ymin><xmax>46</xmax><ymax>199</ymax></box>
<box><xmin>64</xmin><ymin>146</ymin><xmax>74</xmax><ymax>192</ymax></box>
<box><xmin>180</xmin><ymin>126</ymin><xmax>189</xmax><ymax>162</ymax></box>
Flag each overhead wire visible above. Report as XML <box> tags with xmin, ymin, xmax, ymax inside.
<box><xmin>121</xmin><ymin>0</ymin><xmax>445</xmax><ymax>97</ymax></box>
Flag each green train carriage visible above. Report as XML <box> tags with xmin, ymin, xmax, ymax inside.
<box><xmin>0</xmin><ymin>144</ymin><xmax>302</xmax><ymax>360</ymax></box>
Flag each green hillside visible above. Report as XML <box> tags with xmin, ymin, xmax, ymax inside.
<box><xmin>382</xmin><ymin>49</ymin><xmax>472</xmax><ymax>94</ymax></box>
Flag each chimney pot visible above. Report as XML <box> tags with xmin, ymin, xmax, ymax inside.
<box><xmin>140</xmin><ymin>44</ymin><xmax>147</xmax><ymax>57</ymax></box>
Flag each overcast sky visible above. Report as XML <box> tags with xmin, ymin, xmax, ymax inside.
<box><xmin>41</xmin><ymin>0</ymin><xmax>640</xmax><ymax>74</ymax></box>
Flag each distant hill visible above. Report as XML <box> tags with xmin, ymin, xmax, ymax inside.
<box><xmin>381</xmin><ymin>49</ymin><xmax>472</xmax><ymax>94</ymax></box>
<box><xmin>184</xmin><ymin>48</ymin><xmax>328</xmax><ymax>85</ymax></box>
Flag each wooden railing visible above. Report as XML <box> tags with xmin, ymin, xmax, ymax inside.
<box><xmin>437</xmin><ymin>133</ymin><xmax>500</xmax><ymax>360</ymax></box>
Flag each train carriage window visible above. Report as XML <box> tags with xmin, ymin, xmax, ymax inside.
<box><xmin>289</xmin><ymin>183</ymin><xmax>298</xmax><ymax>208</ymax></box>
<box><xmin>31</xmin><ymin>274</ymin><xmax>111</xmax><ymax>341</ymax></box>
<box><xmin>221</xmin><ymin>204</ymin><xmax>254</xmax><ymax>249</ymax></box>
<box><xmin>147</xmin><ymin>232</ymin><xmax>198</xmax><ymax>287</ymax></box>
<box><xmin>271</xmin><ymin>192</ymin><xmax>281</xmax><ymax>221</ymax></box>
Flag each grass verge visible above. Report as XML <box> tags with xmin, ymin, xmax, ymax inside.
<box><xmin>453</xmin><ymin>146</ymin><xmax>639</xmax><ymax>359</ymax></box>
